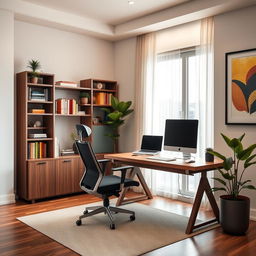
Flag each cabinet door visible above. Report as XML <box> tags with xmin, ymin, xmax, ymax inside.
<box><xmin>74</xmin><ymin>158</ymin><xmax>85</xmax><ymax>192</ymax></box>
<box><xmin>56</xmin><ymin>158</ymin><xmax>78</xmax><ymax>195</ymax></box>
<box><xmin>27</xmin><ymin>160</ymin><xmax>56</xmax><ymax>200</ymax></box>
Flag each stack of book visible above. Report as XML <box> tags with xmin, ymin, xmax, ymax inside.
<box><xmin>55</xmin><ymin>81</ymin><xmax>78</xmax><ymax>87</ymax></box>
<box><xmin>95</xmin><ymin>93</ymin><xmax>113</xmax><ymax>105</ymax></box>
<box><xmin>28</xmin><ymin>133</ymin><xmax>47</xmax><ymax>139</ymax></box>
<box><xmin>28</xmin><ymin>142</ymin><xmax>47</xmax><ymax>159</ymax></box>
<box><xmin>28</xmin><ymin>88</ymin><xmax>49</xmax><ymax>101</ymax></box>
<box><xmin>55</xmin><ymin>98</ymin><xmax>79</xmax><ymax>115</ymax></box>
<box><xmin>31</xmin><ymin>109</ymin><xmax>45</xmax><ymax>114</ymax></box>
<box><xmin>61</xmin><ymin>149</ymin><xmax>75</xmax><ymax>156</ymax></box>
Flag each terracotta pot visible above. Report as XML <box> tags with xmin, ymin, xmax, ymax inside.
<box><xmin>80</xmin><ymin>97</ymin><xmax>89</xmax><ymax>105</ymax></box>
<box><xmin>31</xmin><ymin>77</ymin><xmax>38</xmax><ymax>84</ymax></box>
<box><xmin>220</xmin><ymin>195</ymin><xmax>250</xmax><ymax>235</ymax></box>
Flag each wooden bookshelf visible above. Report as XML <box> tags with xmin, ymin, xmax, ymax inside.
<box><xmin>16</xmin><ymin>72</ymin><xmax>118</xmax><ymax>202</ymax></box>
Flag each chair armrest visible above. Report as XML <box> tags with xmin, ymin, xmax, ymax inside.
<box><xmin>112</xmin><ymin>166</ymin><xmax>134</xmax><ymax>190</ymax></box>
<box><xmin>97</xmin><ymin>159</ymin><xmax>111</xmax><ymax>173</ymax></box>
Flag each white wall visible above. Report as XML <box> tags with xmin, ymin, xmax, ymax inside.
<box><xmin>15</xmin><ymin>20</ymin><xmax>114</xmax><ymax>150</ymax></box>
<box><xmin>0</xmin><ymin>10</ymin><xmax>15</xmax><ymax>205</ymax></box>
<box><xmin>114</xmin><ymin>38</ymin><xmax>137</xmax><ymax>152</ymax></box>
<box><xmin>214</xmin><ymin>6</ymin><xmax>256</xmax><ymax>215</ymax></box>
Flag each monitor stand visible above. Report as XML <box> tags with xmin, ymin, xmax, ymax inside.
<box><xmin>182</xmin><ymin>152</ymin><xmax>191</xmax><ymax>160</ymax></box>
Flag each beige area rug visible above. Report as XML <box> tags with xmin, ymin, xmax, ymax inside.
<box><xmin>18</xmin><ymin>202</ymin><xmax>217</xmax><ymax>256</ymax></box>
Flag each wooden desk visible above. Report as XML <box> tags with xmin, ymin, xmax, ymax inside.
<box><xmin>104</xmin><ymin>152</ymin><xmax>223</xmax><ymax>234</ymax></box>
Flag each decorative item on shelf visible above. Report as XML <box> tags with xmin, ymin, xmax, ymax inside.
<box><xmin>79</xmin><ymin>92</ymin><xmax>90</xmax><ymax>105</ymax></box>
<box><xmin>208</xmin><ymin>133</ymin><xmax>256</xmax><ymax>235</ymax></box>
<box><xmin>225</xmin><ymin>48</ymin><xmax>256</xmax><ymax>125</ymax></box>
<box><xmin>92</xmin><ymin>116</ymin><xmax>101</xmax><ymax>125</ymax></box>
<box><xmin>55</xmin><ymin>81</ymin><xmax>78</xmax><ymax>87</ymax></box>
<box><xmin>27</xmin><ymin>59</ymin><xmax>41</xmax><ymax>84</ymax></box>
<box><xmin>61</xmin><ymin>148</ymin><xmax>75</xmax><ymax>156</ymax></box>
<box><xmin>77</xmin><ymin>111</ymin><xmax>86</xmax><ymax>116</ymax></box>
<box><xmin>70</xmin><ymin>132</ymin><xmax>79</xmax><ymax>154</ymax></box>
<box><xmin>31</xmin><ymin>109</ymin><xmax>45</xmax><ymax>114</ymax></box>
<box><xmin>102</xmin><ymin>95</ymin><xmax>134</xmax><ymax>148</ymax></box>
<box><xmin>205</xmin><ymin>148</ymin><xmax>214</xmax><ymax>162</ymax></box>
<box><xmin>96</xmin><ymin>82</ymin><xmax>105</xmax><ymax>89</ymax></box>
<box><xmin>34</xmin><ymin>120</ymin><xmax>42</xmax><ymax>127</ymax></box>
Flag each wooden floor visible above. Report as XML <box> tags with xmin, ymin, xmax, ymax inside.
<box><xmin>0</xmin><ymin>193</ymin><xmax>255</xmax><ymax>256</ymax></box>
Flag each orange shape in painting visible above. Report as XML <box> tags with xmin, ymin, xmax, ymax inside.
<box><xmin>248</xmin><ymin>90</ymin><xmax>256</xmax><ymax>112</ymax></box>
<box><xmin>232</xmin><ymin>82</ymin><xmax>248</xmax><ymax>112</ymax></box>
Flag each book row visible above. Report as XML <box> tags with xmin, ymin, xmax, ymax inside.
<box><xmin>55</xmin><ymin>98</ymin><xmax>78</xmax><ymax>115</ymax></box>
<box><xmin>28</xmin><ymin>142</ymin><xmax>47</xmax><ymax>159</ymax></box>
<box><xmin>95</xmin><ymin>93</ymin><xmax>113</xmax><ymax>105</ymax></box>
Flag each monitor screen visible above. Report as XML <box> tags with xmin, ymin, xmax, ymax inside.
<box><xmin>164</xmin><ymin>119</ymin><xmax>198</xmax><ymax>154</ymax></box>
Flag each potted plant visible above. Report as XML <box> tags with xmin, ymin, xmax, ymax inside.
<box><xmin>208</xmin><ymin>133</ymin><xmax>256</xmax><ymax>235</ymax></box>
<box><xmin>27</xmin><ymin>59</ymin><xmax>41</xmax><ymax>84</ymax></box>
<box><xmin>102</xmin><ymin>96</ymin><xmax>133</xmax><ymax>151</ymax></box>
<box><xmin>80</xmin><ymin>92</ymin><xmax>90</xmax><ymax>105</ymax></box>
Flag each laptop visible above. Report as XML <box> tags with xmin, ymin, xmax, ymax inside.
<box><xmin>132</xmin><ymin>135</ymin><xmax>163</xmax><ymax>155</ymax></box>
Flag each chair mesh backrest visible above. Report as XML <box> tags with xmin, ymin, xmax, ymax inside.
<box><xmin>76</xmin><ymin>141</ymin><xmax>102</xmax><ymax>190</ymax></box>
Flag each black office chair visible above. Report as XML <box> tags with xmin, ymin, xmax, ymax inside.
<box><xmin>75</xmin><ymin>124</ymin><xmax>139</xmax><ymax>230</ymax></box>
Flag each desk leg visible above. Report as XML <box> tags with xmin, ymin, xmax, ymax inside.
<box><xmin>185</xmin><ymin>172</ymin><xmax>219</xmax><ymax>234</ymax></box>
<box><xmin>116</xmin><ymin>167</ymin><xmax>153</xmax><ymax>206</ymax></box>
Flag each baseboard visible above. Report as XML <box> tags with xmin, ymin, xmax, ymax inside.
<box><xmin>250</xmin><ymin>208</ymin><xmax>256</xmax><ymax>221</ymax></box>
<box><xmin>0</xmin><ymin>193</ymin><xmax>15</xmax><ymax>205</ymax></box>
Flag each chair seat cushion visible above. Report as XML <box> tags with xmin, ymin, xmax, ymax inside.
<box><xmin>97</xmin><ymin>175</ymin><xmax>139</xmax><ymax>194</ymax></box>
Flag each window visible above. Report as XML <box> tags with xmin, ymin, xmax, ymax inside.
<box><xmin>152</xmin><ymin>48</ymin><xmax>199</xmax><ymax>198</ymax></box>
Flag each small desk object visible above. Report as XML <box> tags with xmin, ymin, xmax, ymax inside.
<box><xmin>104</xmin><ymin>153</ymin><xmax>223</xmax><ymax>234</ymax></box>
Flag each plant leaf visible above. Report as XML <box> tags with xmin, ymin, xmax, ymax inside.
<box><xmin>111</xmin><ymin>96</ymin><xmax>119</xmax><ymax>110</ymax></box>
<box><xmin>242</xmin><ymin>185</ymin><xmax>256</xmax><ymax>190</ymax></box>
<box><xmin>221</xmin><ymin>133</ymin><xmax>231</xmax><ymax>147</ymax></box>
<box><xmin>238</xmin><ymin>180</ymin><xmax>252</xmax><ymax>186</ymax></box>
<box><xmin>108</xmin><ymin>111</ymin><xmax>122</xmax><ymax>121</ymax></box>
<box><xmin>212</xmin><ymin>177</ymin><xmax>226</xmax><ymax>186</ymax></box>
<box><xmin>244</xmin><ymin>160</ymin><xmax>256</xmax><ymax>169</ymax></box>
<box><xmin>223</xmin><ymin>157</ymin><xmax>233</xmax><ymax>171</ymax></box>
<box><xmin>237</xmin><ymin>144</ymin><xmax>256</xmax><ymax>160</ymax></box>
<box><xmin>101</xmin><ymin>108</ymin><xmax>111</xmax><ymax>114</ymax></box>
<box><xmin>212</xmin><ymin>187</ymin><xmax>227</xmax><ymax>192</ymax></box>
<box><xmin>218</xmin><ymin>169</ymin><xmax>234</xmax><ymax>180</ymax></box>
<box><xmin>238</xmin><ymin>133</ymin><xmax>245</xmax><ymax>142</ymax></box>
<box><xmin>207</xmin><ymin>150</ymin><xmax>226</xmax><ymax>161</ymax></box>
<box><xmin>123</xmin><ymin>109</ymin><xmax>134</xmax><ymax>117</ymax></box>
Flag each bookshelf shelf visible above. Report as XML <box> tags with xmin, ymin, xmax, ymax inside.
<box><xmin>55</xmin><ymin>114</ymin><xmax>91</xmax><ymax>117</ymax></box>
<box><xmin>27</xmin><ymin>127</ymin><xmax>47</xmax><ymax>130</ymax></box>
<box><xmin>55</xmin><ymin>85</ymin><xmax>90</xmax><ymax>91</ymax></box>
<box><xmin>93</xmin><ymin>88</ymin><xmax>117</xmax><ymax>92</ymax></box>
<box><xmin>28</xmin><ymin>100</ymin><xmax>53</xmax><ymax>104</ymax></box>
<box><xmin>27</xmin><ymin>83</ymin><xmax>53</xmax><ymax>88</ymax></box>
<box><xmin>79</xmin><ymin>104</ymin><xmax>91</xmax><ymax>106</ymax></box>
<box><xmin>93</xmin><ymin>104</ymin><xmax>111</xmax><ymax>107</ymax></box>
<box><xmin>27</xmin><ymin>113</ymin><xmax>53</xmax><ymax>116</ymax></box>
<box><xmin>27</xmin><ymin>138</ymin><xmax>53</xmax><ymax>141</ymax></box>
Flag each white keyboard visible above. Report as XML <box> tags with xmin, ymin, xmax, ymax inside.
<box><xmin>147</xmin><ymin>156</ymin><xmax>176</xmax><ymax>162</ymax></box>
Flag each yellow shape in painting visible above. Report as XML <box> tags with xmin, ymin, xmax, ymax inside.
<box><xmin>248</xmin><ymin>90</ymin><xmax>256</xmax><ymax>112</ymax></box>
<box><xmin>232</xmin><ymin>56</ymin><xmax>256</xmax><ymax>83</ymax></box>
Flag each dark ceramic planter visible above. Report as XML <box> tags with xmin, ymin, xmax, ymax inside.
<box><xmin>220</xmin><ymin>195</ymin><xmax>250</xmax><ymax>235</ymax></box>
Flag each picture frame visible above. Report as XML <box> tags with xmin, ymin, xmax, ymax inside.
<box><xmin>225</xmin><ymin>48</ymin><xmax>256</xmax><ymax>125</ymax></box>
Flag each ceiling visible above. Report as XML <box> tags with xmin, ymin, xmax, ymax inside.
<box><xmin>22</xmin><ymin>0</ymin><xmax>190</xmax><ymax>25</ymax></box>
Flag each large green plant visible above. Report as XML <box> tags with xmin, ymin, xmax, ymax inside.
<box><xmin>102</xmin><ymin>96</ymin><xmax>133</xmax><ymax>140</ymax></box>
<box><xmin>27</xmin><ymin>59</ymin><xmax>41</xmax><ymax>78</ymax></box>
<box><xmin>208</xmin><ymin>133</ymin><xmax>256</xmax><ymax>199</ymax></box>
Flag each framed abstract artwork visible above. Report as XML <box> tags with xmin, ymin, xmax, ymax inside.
<box><xmin>225</xmin><ymin>48</ymin><xmax>256</xmax><ymax>125</ymax></box>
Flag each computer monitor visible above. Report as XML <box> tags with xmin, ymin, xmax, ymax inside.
<box><xmin>163</xmin><ymin>119</ymin><xmax>198</xmax><ymax>159</ymax></box>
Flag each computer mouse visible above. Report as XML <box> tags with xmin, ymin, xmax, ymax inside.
<box><xmin>185</xmin><ymin>159</ymin><xmax>195</xmax><ymax>163</ymax></box>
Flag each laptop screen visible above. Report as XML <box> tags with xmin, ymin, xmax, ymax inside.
<box><xmin>141</xmin><ymin>135</ymin><xmax>163</xmax><ymax>151</ymax></box>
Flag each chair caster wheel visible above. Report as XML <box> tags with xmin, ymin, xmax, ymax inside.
<box><xmin>83</xmin><ymin>210</ymin><xmax>88</xmax><ymax>214</ymax></box>
<box><xmin>76</xmin><ymin>220</ymin><xmax>82</xmax><ymax>226</ymax></box>
<box><xmin>130</xmin><ymin>215</ymin><xmax>135</xmax><ymax>221</ymax></box>
<box><xmin>110</xmin><ymin>224</ymin><xmax>115</xmax><ymax>230</ymax></box>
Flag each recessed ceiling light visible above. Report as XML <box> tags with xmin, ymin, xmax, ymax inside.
<box><xmin>128</xmin><ymin>0</ymin><xmax>135</xmax><ymax>5</ymax></box>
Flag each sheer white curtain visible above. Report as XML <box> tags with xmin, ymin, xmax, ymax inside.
<box><xmin>134</xmin><ymin>18</ymin><xmax>214</xmax><ymax>205</ymax></box>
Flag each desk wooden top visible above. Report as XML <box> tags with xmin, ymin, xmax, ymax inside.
<box><xmin>104</xmin><ymin>152</ymin><xmax>223</xmax><ymax>174</ymax></box>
